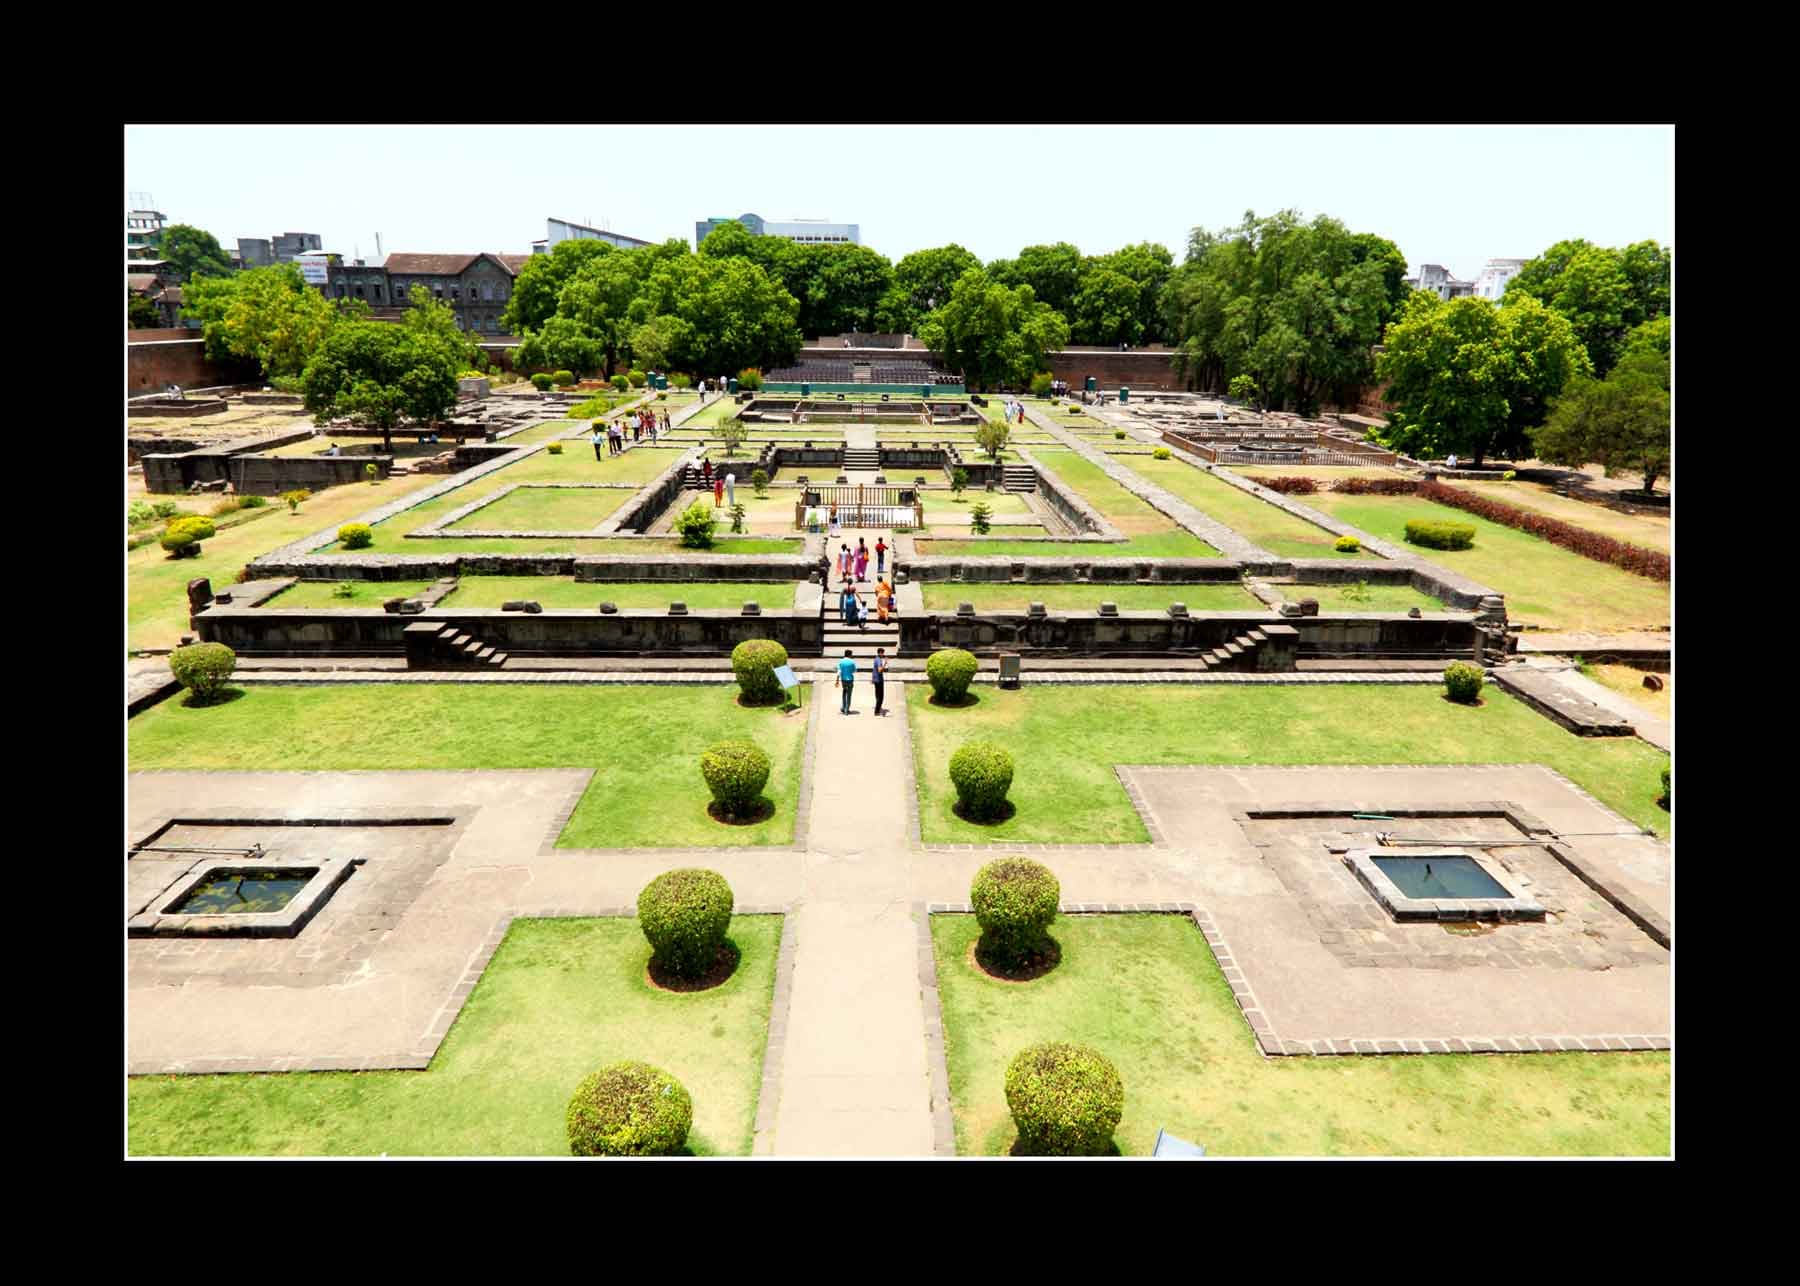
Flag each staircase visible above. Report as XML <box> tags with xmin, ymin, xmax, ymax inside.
<box><xmin>1002</xmin><ymin>463</ymin><xmax>1037</xmax><ymax>492</ymax></box>
<box><xmin>402</xmin><ymin>621</ymin><xmax>509</xmax><ymax>670</ymax></box>
<box><xmin>823</xmin><ymin>614</ymin><xmax>900</xmax><ymax>660</ymax></box>
<box><xmin>842</xmin><ymin>446</ymin><xmax>880</xmax><ymax>472</ymax></box>
<box><xmin>1199</xmin><ymin>624</ymin><xmax>1298</xmax><ymax>673</ymax></box>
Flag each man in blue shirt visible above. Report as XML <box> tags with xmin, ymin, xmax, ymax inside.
<box><xmin>837</xmin><ymin>649</ymin><xmax>857</xmax><ymax>714</ymax></box>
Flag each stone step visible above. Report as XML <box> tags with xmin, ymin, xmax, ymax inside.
<box><xmin>486</xmin><ymin>652</ymin><xmax>509</xmax><ymax>668</ymax></box>
<box><xmin>474</xmin><ymin>645</ymin><xmax>496</xmax><ymax>663</ymax></box>
<box><xmin>1245</xmin><ymin>628</ymin><xmax>1268</xmax><ymax>645</ymax></box>
<box><xmin>445</xmin><ymin>633</ymin><xmax>471</xmax><ymax>650</ymax></box>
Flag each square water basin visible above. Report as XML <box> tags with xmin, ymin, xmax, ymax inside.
<box><xmin>167</xmin><ymin>868</ymin><xmax>317</xmax><ymax>915</ymax></box>
<box><xmin>1345</xmin><ymin>848</ymin><xmax>1544</xmax><ymax>923</ymax></box>
<box><xmin>130</xmin><ymin>855</ymin><xmax>358</xmax><ymax>938</ymax></box>
<box><xmin>1372</xmin><ymin>855</ymin><xmax>1510</xmax><ymax>901</ymax></box>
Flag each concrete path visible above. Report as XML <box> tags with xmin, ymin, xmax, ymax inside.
<box><xmin>770</xmin><ymin>675</ymin><xmax>934</xmax><ymax>1156</ymax></box>
<box><xmin>1519</xmin><ymin>662</ymin><xmax>1672</xmax><ymax>752</ymax></box>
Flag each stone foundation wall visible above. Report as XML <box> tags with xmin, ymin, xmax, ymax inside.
<box><xmin>607</xmin><ymin>448</ymin><xmax>698</xmax><ymax>532</ymax></box>
<box><xmin>140</xmin><ymin>427</ymin><xmax>325</xmax><ymax>493</ymax></box>
<box><xmin>571</xmin><ymin>554</ymin><xmax>815</xmax><ymax>583</ymax></box>
<box><xmin>902</xmin><ymin>556</ymin><xmax>1246</xmax><ymax>583</ymax></box>
<box><xmin>130</xmin><ymin>399</ymin><xmax>229</xmax><ymax>419</ymax></box>
<box><xmin>227</xmin><ymin>454</ymin><xmax>393</xmax><ymax>496</ymax></box>
<box><xmin>910</xmin><ymin>609</ymin><xmax>1485</xmax><ymax>660</ymax></box>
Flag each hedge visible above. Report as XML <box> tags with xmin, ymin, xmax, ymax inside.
<box><xmin>926</xmin><ymin>648</ymin><xmax>979</xmax><ymax>703</ymax></box>
<box><xmin>566</xmin><ymin>1062</ymin><xmax>693</xmax><ymax>1156</ymax></box>
<box><xmin>531</xmin><ymin>373</ymin><xmax>554</xmax><ymax>391</ymax></box>
<box><xmin>637</xmin><ymin>868</ymin><xmax>735</xmax><ymax>978</ymax></box>
<box><xmin>1331</xmin><ymin>477</ymin><xmax>1420</xmax><ymax>495</ymax></box>
<box><xmin>1004</xmin><ymin>1043</ymin><xmax>1124</xmax><ymax>1156</ymax></box>
<box><xmin>160</xmin><ymin>515</ymin><xmax>216</xmax><ymax>557</ymax></box>
<box><xmin>731</xmin><ymin>639</ymin><xmax>789</xmax><ymax>705</ymax></box>
<box><xmin>1259</xmin><ymin>475</ymin><xmax>1318</xmax><ymax>495</ymax></box>
<box><xmin>1416</xmin><ymin>480</ymin><xmax>1669</xmax><ymax>582</ymax></box>
<box><xmin>699</xmin><ymin>740</ymin><xmax>771</xmax><ymax>816</ymax></box>
<box><xmin>971</xmin><ymin>858</ymin><xmax>1059</xmax><ymax>965</ymax></box>
<box><xmin>949</xmin><ymin>741</ymin><xmax>1014</xmax><ymax>819</ymax></box>
<box><xmin>1405</xmin><ymin>519</ymin><xmax>1476</xmax><ymax>550</ymax></box>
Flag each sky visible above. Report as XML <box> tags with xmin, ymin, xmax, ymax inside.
<box><xmin>125</xmin><ymin>125</ymin><xmax>1673</xmax><ymax>280</ymax></box>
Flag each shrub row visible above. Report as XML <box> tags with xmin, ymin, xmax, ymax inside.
<box><xmin>1404</xmin><ymin>519</ymin><xmax>1476</xmax><ymax>550</ymax></box>
<box><xmin>1330</xmin><ymin>476</ymin><xmax>1420</xmax><ymax>495</ymax></box>
<box><xmin>1258</xmin><ymin>475</ymin><xmax>1318</xmax><ymax>494</ymax></box>
<box><xmin>1416</xmin><ymin>480</ymin><xmax>1670</xmax><ymax>582</ymax></box>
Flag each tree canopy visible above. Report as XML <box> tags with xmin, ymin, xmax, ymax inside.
<box><xmin>1503</xmin><ymin>238</ymin><xmax>1670</xmax><ymax>377</ymax></box>
<box><xmin>1165</xmin><ymin>210</ymin><xmax>1404</xmax><ymax>415</ymax></box>
<box><xmin>181</xmin><ymin>263</ymin><xmax>337</xmax><ymax>379</ymax></box>
<box><xmin>128</xmin><ymin>290</ymin><xmax>162</xmax><ymax>329</ymax></box>
<box><xmin>1531</xmin><ymin>321</ymin><xmax>1670</xmax><ymax>493</ymax></box>
<box><xmin>301</xmin><ymin>316</ymin><xmax>462</xmax><ymax>451</ymax></box>
<box><xmin>916</xmin><ymin>269</ymin><xmax>1070</xmax><ymax>390</ymax></box>
<box><xmin>877</xmin><ymin>244</ymin><xmax>982</xmax><ymax>333</ymax></box>
<box><xmin>159</xmin><ymin>224</ymin><xmax>233</xmax><ymax>283</ymax></box>
<box><xmin>989</xmin><ymin>243</ymin><xmax>1083</xmax><ymax>319</ymax></box>
<box><xmin>1375</xmin><ymin>292</ymin><xmax>1590</xmax><ymax>465</ymax></box>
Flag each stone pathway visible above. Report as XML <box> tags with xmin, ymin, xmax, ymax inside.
<box><xmin>770</xmin><ymin>676</ymin><xmax>934</xmax><ymax>1156</ymax></box>
<box><xmin>1517</xmin><ymin>662</ymin><xmax>1672</xmax><ymax>752</ymax></box>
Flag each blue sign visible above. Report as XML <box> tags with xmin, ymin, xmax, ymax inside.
<box><xmin>772</xmin><ymin>665</ymin><xmax>800</xmax><ymax>691</ymax></box>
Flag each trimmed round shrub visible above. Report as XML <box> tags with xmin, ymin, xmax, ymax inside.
<box><xmin>1405</xmin><ymin>519</ymin><xmax>1476</xmax><ymax>550</ymax></box>
<box><xmin>1443</xmin><ymin>661</ymin><xmax>1484</xmax><ymax>704</ymax></box>
<box><xmin>1113</xmin><ymin>429</ymin><xmax>1127</xmax><ymax>440</ymax></box>
<box><xmin>159</xmin><ymin>515</ymin><xmax>216</xmax><ymax>557</ymax></box>
<box><xmin>337</xmin><ymin>522</ymin><xmax>374</xmax><ymax>550</ymax></box>
<box><xmin>1334</xmin><ymin>534</ymin><xmax>1361</xmax><ymax>553</ymax></box>
<box><xmin>750</xmin><ymin>468</ymin><xmax>770</xmax><ymax>494</ymax></box>
<box><xmin>545</xmin><ymin>441</ymin><xmax>564</xmax><ymax>455</ymax></box>
<box><xmin>552</xmin><ymin>369</ymin><xmax>575</xmax><ymax>386</ymax></box>
<box><xmin>1004</xmin><ymin>1042</ymin><xmax>1124</xmax><ymax>1156</ymax></box>
<box><xmin>530</xmin><ymin>372</ymin><xmax>554</xmax><ymax>391</ymax></box>
<box><xmin>971</xmin><ymin>858</ymin><xmax>1060</xmax><ymax>965</ymax></box>
<box><xmin>169</xmin><ymin>642</ymin><xmax>236</xmax><ymax>702</ymax></box>
<box><xmin>926</xmin><ymin>647</ymin><xmax>979</xmax><ymax>703</ymax></box>
<box><xmin>1152</xmin><ymin>446</ymin><xmax>1171</xmax><ymax>459</ymax></box>
<box><xmin>699</xmin><ymin>740</ymin><xmax>771</xmax><ymax>817</ymax></box>
<box><xmin>949</xmin><ymin>741</ymin><xmax>1014</xmax><ymax>820</ymax></box>
<box><xmin>674</xmin><ymin>499</ymin><xmax>716</xmax><ymax>549</ymax></box>
<box><xmin>1501</xmin><ymin>470</ymin><xmax>1518</xmax><ymax>481</ymax></box>
<box><xmin>1659</xmin><ymin>762</ymin><xmax>1671</xmax><ymax>808</ymax></box>
<box><xmin>637</xmin><ymin>868</ymin><xmax>735</xmax><ymax>978</ymax></box>
<box><xmin>731</xmin><ymin>639</ymin><xmax>789</xmax><ymax>705</ymax></box>
<box><xmin>627</xmin><ymin>369</ymin><xmax>647</xmax><ymax>388</ymax></box>
<box><xmin>610</xmin><ymin>374</ymin><xmax>631</xmax><ymax>392</ymax></box>
<box><xmin>736</xmin><ymin>367</ymin><xmax>763</xmax><ymax>391</ymax></box>
<box><xmin>238</xmin><ymin>494</ymin><xmax>268</xmax><ymax>509</ymax></box>
<box><xmin>566</xmin><ymin>1061</ymin><xmax>693</xmax><ymax>1157</ymax></box>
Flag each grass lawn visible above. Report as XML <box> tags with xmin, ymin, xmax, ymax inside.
<box><xmin>1031</xmin><ymin>451</ymin><xmax>1194</xmax><ymax>536</ymax></box>
<box><xmin>311</xmin><ymin>446</ymin><xmax>687</xmax><ymax>556</ymax></box>
<box><xmin>129</xmin><ymin>685</ymin><xmax>810</xmax><ymax>848</ymax></box>
<box><xmin>1268</xmin><ymin>582</ymin><xmax>1445</xmax><ymax>612</ymax></box>
<box><xmin>1450</xmin><ymin>481</ymin><xmax>1671</xmax><ymax>554</ymax></box>
<box><xmin>1583</xmin><ymin>663</ymin><xmax>1672</xmax><ymax>722</ymax></box>
<box><xmin>931</xmin><ymin>914</ymin><xmax>1669</xmax><ymax>1157</ymax></box>
<box><xmin>128</xmin><ymin>475</ymin><xmax>445</xmax><ymax>651</ymax></box>
<box><xmin>261</xmin><ymin>579</ymin><xmax>437</xmax><ymax>608</ymax></box>
<box><xmin>1303</xmin><ymin>492</ymin><xmax>1669</xmax><ymax>632</ymax></box>
<box><xmin>907</xmin><ymin>684</ymin><xmax>1670</xmax><ymax>845</ymax></box>
<box><xmin>931</xmin><ymin>491</ymin><xmax>1034</xmax><ymax>516</ymax></box>
<box><xmin>1235</xmin><ymin>465</ymin><xmax>1400</xmax><ymax>483</ymax></box>
<box><xmin>440</xmin><ymin>577</ymin><xmax>787</xmax><ymax>611</ymax></box>
<box><xmin>445</xmin><ymin>486</ymin><xmax>632</xmax><ymax>532</ymax></box>
<box><xmin>128</xmin><ymin>915</ymin><xmax>782</xmax><ymax>1157</ymax></box>
<box><xmin>500</xmin><ymin>418</ymin><xmax>584</xmax><ymax>445</ymax></box>
<box><xmin>1115</xmin><ymin>458</ymin><xmax>1372</xmax><ymax>559</ymax></box>
<box><xmin>922</xmin><ymin>583</ymin><xmax>1260</xmax><ymax>613</ymax></box>
<box><xmin>916</xmin><ymin>531</ymin><xmax>1219</xmax><ymax>558</ymax></box>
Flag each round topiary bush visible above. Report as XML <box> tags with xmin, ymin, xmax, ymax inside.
<box><xmin>971</xmin><ymin>857</ymin><xmax>1060</xmax><ymax>966</ymax></box>
<box><xmin>169</xmin><ymin>642</ymin><xmax>237</xmax><ymax>703</ymax></box>
<box><xmin>552</xmin><ymin>369</ymin><xmax>575</xmax><ymax>387</ymax></box>
<box><xmin>566</xmin><ymin>1061</ymin><xmax>693</xmax><ymax>1157</ymax></box>
<box><xmin>926</xmin><ymin>647</ymin><xmax>979</xmax><ymax>703</ymax></box>
<box><xmin>627</xmin><ymin>369</ymin><xmax>647</xmax><ymax>388</ymax></box>
<box><xmin>1443</xmin><ymin>661</ymin><xmax>1484</xmax><ymax>704</ymax></box>
<box><xmin>637</xmin><ymin>868</ymin><xmax>735</xmax><ymax>978</ymax></box>
<box><xmin>530</xmin><ymin>372</ymin><xmax>554</xmax><ymax>391</ymax></box>
<box><xmin>699</xmin><ymin>739</ymin><xmax>772</xmax><ymax>818</ymax></box>
<box><xmin>337</xmin><ymin>522</ymin><xmax>374</xmax><ymax>550</ymax></box>
<box><xmin>1004</xmin><ymin>1042</ymin><xmax>1124</xmax><ymax>1156</ymax></box>
<box><xmin>949</xmin><ymin>740</ymin><xmax>1014</xmax><ymax>820</ymax></box>
<box><xmin>731</xmin><ymin>639</ymin><xmax>790</xmax><ymax>705</ymax></box>
<box><xmin>1114</xmin><ymin>429</ymin><xmax>1127</xmax><ymax>440</ymax></box>
<box><xmin>610</xmin><ymin>374</ymin><xmax>631</xmax><ymax>392</ymax></box>
<box><xmin>1152</xmin><ymin>446</ymin><xmax>1172</xmax><ymax>459</ymax></box>
<box><xmin>1334</xmin><ymin>534</ymin><xmax>1361</xmax><ymax>553</ymax></box>
<box><xmin>546</xmin><ymin>441</ymin><xmax>564</xmax><ymax>455</ymax></box>
<box><xmin>160</xmin><ymin>515</ymin><xmax>216</xmax><ymax>558</ymax></box>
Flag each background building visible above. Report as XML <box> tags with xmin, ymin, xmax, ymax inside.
<box><xmin>531</xmin><ymin>217</ymin><xmax>654</xmax><ymax>255</ymax></box>
<box><xmin>127</xmin><ymin>209</ymin><xmax>167</xmax><ymax>261</ymax></box>
<box><xmin>237</xmin><ymin>237</ymin><xmax>274</xmax><ymax>268</ymax></box>
<box><xmin>1472</xmin><ymin>257</ymin><xmax>1527</xmax><ymax>302</ymax></box>
<box><xmin>272</xmin><ymin>232</ymin><xmax>324</xmax><ymax>262</ymax></box>
<box><xmin>1403</xmin><ymin>263</ymin><xmax>1476</xmax><ymax>301</ymax></box>
<box><xmin>694</xmin><ymin>213</ymin><xmax>860</xmax><ymax>248</ymax></box>
<box><xmin>301</xmin><ymin>253</ymin><xmax>522</xmax><ymax>334</ymax></box>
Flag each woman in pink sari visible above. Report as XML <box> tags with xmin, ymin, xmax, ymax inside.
<box><xmin>854</xmin><ymin>539</ymin><xmax>869</xmax><ymax>582</ymax></box>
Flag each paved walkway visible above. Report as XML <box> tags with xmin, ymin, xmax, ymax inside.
<box><xmin>770</xmin><ymin>676</ymin><xmax>933</xmax><ymax>1155</ymax></box>
<box><xmin>1516</xmin><ymin>662</ymin><xmax>1672</xmax><ymax>752</ymax></box>
<box><xmin>1516</xmin><ymin>631</ymin><xmax>1671</xmax><ymax>659</ymax></box>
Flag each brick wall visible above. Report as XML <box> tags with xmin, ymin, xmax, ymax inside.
<box><xmin>1044</xmin><ymin>349</ymin><xmax>1190</xmax><ymax>391</ymax></box>
<box><xmin>128</xmin><ymin>339</ymin><xmax>254</xmax><ymax>394</ymax></box>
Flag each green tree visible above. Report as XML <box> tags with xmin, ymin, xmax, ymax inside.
<box><xmin>128</xmin><ymin>290</ymin><xmax>162</xmax><ymax>329</ymax></box>
<box><xmin>780</xmin><ymin>242</ymin><xmax>893</xmax><ymax>337</ymax></box>
<box><xmin>973</xmin><ymin>415</ymin><xmax>1011</xmax><ymax>462</ymax></box>
<box><xmin>400</xmin><ymin>285</ymin><xmax>479</xmax><ymax>367</ymax></box>
<box><xmin>499</xmin><ymin>239</ymin><xmax>615</xmax><ymax>334</ymax></box>
<box><xmin>990</xmin><ymin>243</ymin><xmax>1083</xmax><ymax>318</ymax></box>
<box><xmin>181</xmin><ymin>263</ymin><xmax>337</xmax><ymax>379</ymax></box>
<box><xmin>1531</xmin><ymin>343</ymin><xmax>1670</xmax><ymax>493</ymax></box>
<box><xmin>917</xmin><ymin>269</ymin><xmax>1071</xmax><ymax>391</ymax></box>
<box><xmin>1227</xmin><ymin>373</ymin><xmax>1260</xmax><ymax>407</ymax></box>
<box><xmin>628</xmin><ymin>314</ymin><xmax>693</xmax><ymax>373</ymax></box>
<box><xmin>1088</xmin><ymin>242</ymin><xmax>1175</xmax><ymax>343</ymax></box>
<box><xmin>876</xmin><ymin>244</ymin><xmax>982</xmax><ymax>333</ymax></box>
<box><xmin>634</xmin><ymin>254</ymin><xmax>802</xmax><ymax>376</ymax></box>
<box><xmin>555</xmin><ymin>251</ymin><xmax>645</xmax><ymax>375</ymax></box>
<box><xmin>514</xmin><ymin>315</ymin><xmax>605</xmax><ymax>377</ymax></box>
<box><xmin>301</xmin><ymin>321</ymin><xmax>461</xmax><ymax>452</ymax></box>
<box><xmin>159</xmin><ymin>224</ymin><xmax>233</xmax><ymax>283</ymax></box>
<box><xmin>1376</xmin><ymin>293</ymin><xmax>1590</xmax><ymax>466</ymax></box>
<box><xmin>1069</xmin><ymin>267</ymin><xmax>1143</xmax><ymax>347</ymax></box>
<box><xmin>1504</xmin><ymin>238</ymin><xmax>1670</xmax><ymax>377</ymax></box>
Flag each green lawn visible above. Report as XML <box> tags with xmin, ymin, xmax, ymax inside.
<box><xmin>440</xmin><ymin>577</ymin><xmax>789</xmax><ymax>611</ymax></box>
<box><xmin>1114</xmin><ymin>457</ymin><xmax>1374</xmax><ymax>559</ymax></box>
<box><xmin>916</xmin><ymin>532</ymin><xmax>1219</xmax><ymax>558</ymax></box>
<box><xmin>311</xmin><ymin>446</ymin><xmax>689</xmax><ymax>556</ymax></box>
<box><xmin>922</xmin><ymin>583</ymin><xmax>1260</xmax><ymax>613</ymax></box>
<box><xmin>499</xmin><ymin>419</ymin><xmax>583</xmax><ymax>445</ymax></box>
<box><xmin>261</xmin><ymin>579</ymin><xmax>437</xmax><ymax>608</ymax></box>
<box><xmin>128</xmin><ymin>915</ymin><xmax>782</xmax><ymax>1156</ymax></box>
<box><xmin>1269</xmin><ymin>582</ymin><xmax>1446</xmax><ymax>612</ymax></box>
<box><xmin>907</xmin><ymin>684</ymin><xmax>1670</xmax><ymax>845</ymax></box>
<box><xmin>130</xmin><ymin>685</ymin><xmax>810</xmax><ymax>848</ymax></box>
<box><xmin>128</xmin><ymin>475</ymin><xmax>447</xmax><ymax>651</ymax></box>
<box><xmin>932</xmin><ymin>914</ymin><xmax>1669</xmax><ymax>1157</ymax></box>
<box><xmin>931</xmin><ymin>491</ymin><xmax>1034</xmax><ymax>516</ymax></box>
<box><xmin>1303</xmin><ymin>492</ymin><xmax>1670</xmax><ymax>632</ymax></box>
<box><xmin>445</xmin><ymin>486</ymin><xmax>632</xmax><ymax>532</ymax></box>
<box><xmin>1449</xmin><ymin>481</ymin><xmax>1671</xmax><ymax>554</ymax></box>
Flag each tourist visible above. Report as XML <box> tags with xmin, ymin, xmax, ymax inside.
<box><xmin>818</xmin><ymin>551</ymin><xmax>834</xmax><ymax>591</ymax></box>
<box><xmin>875</xmin><ymin>536</ymin><xmax>887</xmax><ymax>575</ymax></box>
<box><xmin>327</xmin><ymin>443</ymin><xmax>341</xmax><ymax>456</ymax></box>
<box><xmin>837</xmin><ymin>648</ymin><xmax>856</xmax><ymax>715</ymax></box>
<box><xmin>872</xmin><ymin>647</ymin><xmax>888</xmax><ymax>716</ymax></box>
<box><xmin>828</xmin><ymin>503</ymin><xmax>840</xmax><ymax>537</ymax></box>
<box><xmin>855</xmin><ymin>538</ymin><xmax>869</xmax><ymax>583</ymax></box>
<box><xmin>876</xmin><ymin>577</ymin><xmax>893</xmax><ymax>624</ymax></box>
<box><xmin>1447</xmin><ymin>453</ymin><xmax>1459</xmax><ymax>469</ymax></box>
<box><xmin>838</xmin><ymin>543</ymin><xmax>851</xmax><ymax>585</ymax></box>
<box><xmin>702</xmin><ymin>458</ymin><xmax>713</xmax><ymax>488</ymax></box>
<box><xmin>591</xmin><ymin>423</ymin><xmax>606</xmax><ymax>461</ymax></box>
<box><xmin>725</xmin><ymin>472</ymin><xmax>736</xmax><ymax>506</ymax></box>
<box><xmin>713</xmin><ymin>472</ymin><xmax>725</xmax><ymax>507</ymax></box>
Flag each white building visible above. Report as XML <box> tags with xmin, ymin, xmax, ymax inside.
<box><xmin>1471</xmin><ymin>258</ymin><xmax>1527</xmax><ymax>302</ymax></box>
<box><xmin>694</xmin><ymin>213</ymin><xmax>860</xmax><ymax>248</ymax></box>
<box><xmin>532</xmin><ymin>216</ymin><xmax>655</xmax><ymax>255</ymax></box>
<box><xmin>1404</xmin><ymin>263</ymin><xmax>1476</xmax><ymax>301</ymax></box>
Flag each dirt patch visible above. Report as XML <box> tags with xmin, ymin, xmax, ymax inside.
<box><xmin>646</xmin><ymin>940</ymin><xmax>741</xmax><ymax>993</ymax></box>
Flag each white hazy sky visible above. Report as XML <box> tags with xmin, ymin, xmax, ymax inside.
<box><xmin>125</xmin><ymin>125</ymin><xmax>1673</xmax><ymax>279</ymax></box>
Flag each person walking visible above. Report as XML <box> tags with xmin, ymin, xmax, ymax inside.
<box><xmin>837</xmin><ymin>649</ymin><xmax>856</xmax><ymax>715</ymax></box>
<box><xmin>828</xmin><ymin>503</ymin><xmax>840</xmax><ymax>538</ymax></box>
<box><xmin>875</xmin><ymin>577</ymin><xmax>893</xmax><ymax>624</ymax></box>
<box><xmin>725</xmin><ymin>471</ymin><xmax>736</xmax><ymax>507</ymax></box>
<box><xmin>838</xmin><ymin>543</ymin><xmax>852</xmax><ymax>586</ymax></box>
<box><xmin>713</xmin><ymin>473</ymin><xmax>725</xmax><ymax>508</ymax></box>
<box><xmin>871</xmin><ymin>647</ymin><xmax>888</xmax><ymax>716</ymax></box>
<box><xmin>818</xmin><ymin>551</ymin><xmax>834</xmax><ymax>592</ymax></box>
<box><xmin>591</xmin><ymin>423</ymin><xmax>606</xmax><ymax>461</ymax></box>
<box><xmin>854</xmin><ymin>538</ymin><xmax>868</xmax><ymax>583</ymax></box>
<box><xmin>702</xmin><ymin>458</ymin><xmax>713</xmax><ymax>489</ymax></box>
<box><xmin>875</xmin><ymin>536</ymin><xmax>887</xmax><ymax>575</ymax></box>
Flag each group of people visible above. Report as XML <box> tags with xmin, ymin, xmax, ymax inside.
<box><xmin>699</xmin><ymin>457</ymin><xmax>736</xmax><ymax>508</ymax></box>
<box><xmin>592</xmin><ymin>407</ymin><xmax>669</xmax><ymax>460</ymax></box>
<box><xmin>836</xmin><ymin>646</ymin><xmax>890</xmax><ymax>715</ymax></box>
<box><xmin>999</xmin><ymin>396</ymin><xmax>1028</xmax><ymax>425</ymax></box>
<box><xmin>822</xmin><ymin>536</ymin><xmax>895</xmax><ymax>630</ymax></box>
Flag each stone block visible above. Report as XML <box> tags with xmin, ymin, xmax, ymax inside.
<box><xmin>1298</xmin><ymin>599</ymin><xmax>1320</xmax><ymax>617</ymax></box>
<box><xmin>1278</xmin><ymin>601</ymin><xmax>1303</xmax><ymax>617</ymax></box>
<box><xmin>397</xmin><ymin>600</ymin><xmax>426</xmax><ymax>615</ymax></box>
<box><xmin>501</xmin><ymin>600</ymin><xmax>542</xmax><ymax>613</ymax></box>
<box><xmin>1167</xmin><ymin>602</ymin><xmax>1188</xmax><ymax>617</ymax></box>
<box><xmin>598</xmin><ymin>602</ymin><xmax>617</xmax><ymax>613</ymax></box>
<box><xmin>1097</xmin><ymin>602</ymin><xmax>1119</xmax><ymax>616</ymax></box>
<box><xmin>383</xmin><ymin>598</ymin><xmax>405</xmax><ymax>614</ymax></box>
<box><xmin>1027</xmin><ymin>602</ymin><xmax>1047</xmax><ymax>618</ymax></box>
<box><xmin>741</xmin><ymin>602</ymin><xmax>761</xmax><ymax>615</ymax></box>
<box><xmin>669</xmin><ymin>602</ymin><xmax>688</xmax><ymax>615</ymax></box>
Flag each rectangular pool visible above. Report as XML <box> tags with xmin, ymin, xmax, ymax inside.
<box><xmin>1371</xmin><ymin>855</ymin><xmax>1511</xmax><ymax>901</ymax></box>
